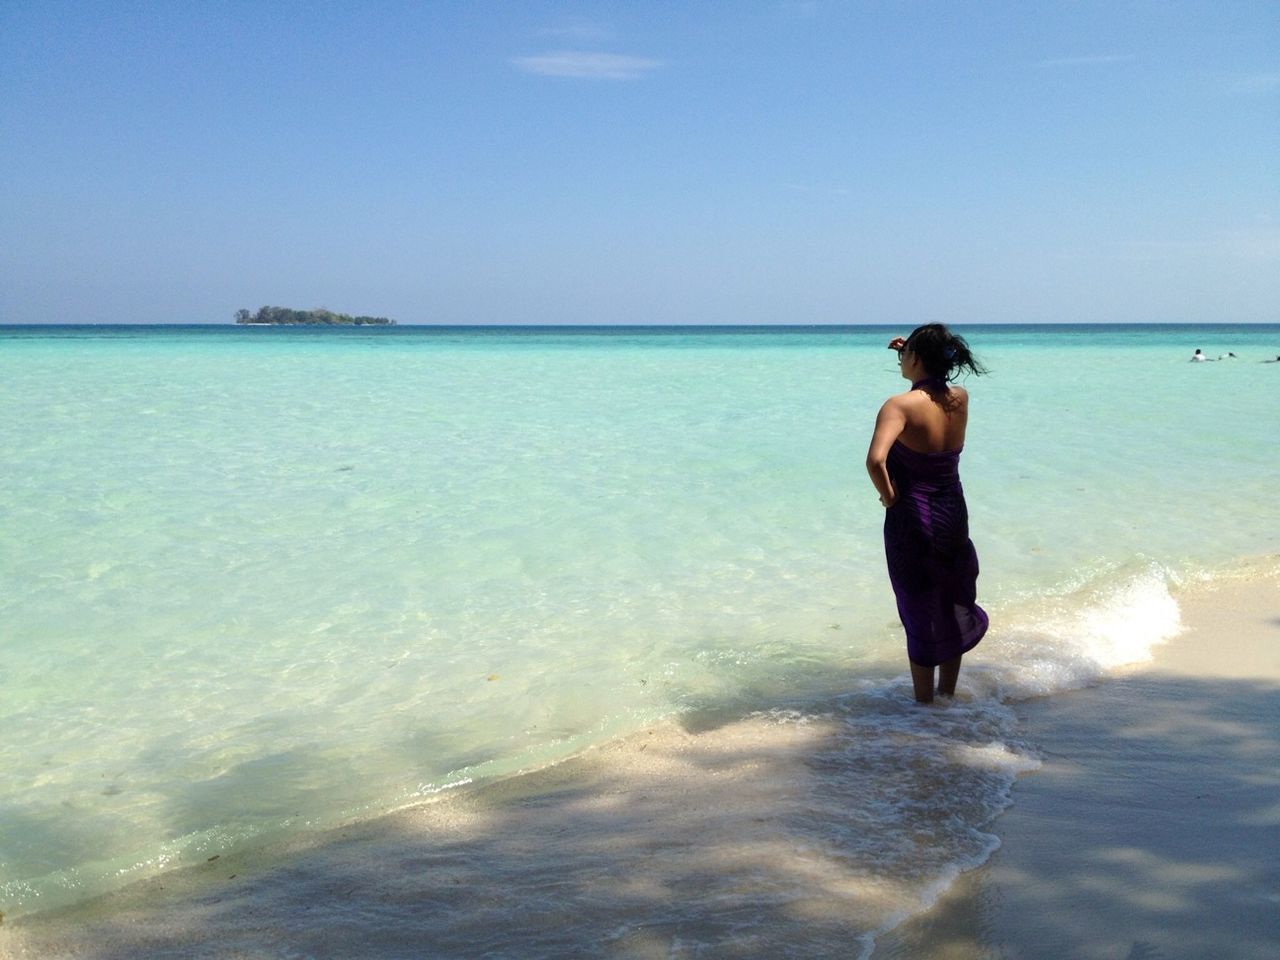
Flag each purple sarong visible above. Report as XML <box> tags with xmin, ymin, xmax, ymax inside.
<box><xmin>883</xmin><ymin>440</ymin><xmax>988</xmax><ymax>667</ymax></box>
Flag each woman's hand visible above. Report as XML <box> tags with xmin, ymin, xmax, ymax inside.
<box><xmin>887</xmin><ymin>336</ymin><xmax>906</xmax><ymax>351</ymax></box>
<box><xmin>879</xmin><ymin>490</ymin><xmax>897</xmax><ymax>509</ymax></box>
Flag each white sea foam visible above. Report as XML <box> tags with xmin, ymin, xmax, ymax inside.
<box><xmin>970</xmin><ymin>562</ymin><xmax>1184</xmax><ymax>702</ymax></box>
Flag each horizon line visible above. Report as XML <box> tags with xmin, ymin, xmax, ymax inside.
<box><xmin>3</xmin><ymin>320</ymin><xmax>1278</xmax><ymax>329</ymax></box>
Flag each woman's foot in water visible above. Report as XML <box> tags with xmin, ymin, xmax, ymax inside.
<box><xmin>910</xmin><ymin>655</ymin><xmax>963</xmax><ymax>703</ymax></box>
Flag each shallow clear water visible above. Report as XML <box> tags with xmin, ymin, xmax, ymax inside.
<box><xmin>2</xmin><ymin>323</ymin><xmax>1278</xmax><ymax>921</ymax></box>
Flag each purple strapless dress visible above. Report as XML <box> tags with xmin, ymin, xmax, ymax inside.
<box><xmin>883</xmin><ymin>440</ymin><xmax>988</xmax><ymax>667</ymax></box>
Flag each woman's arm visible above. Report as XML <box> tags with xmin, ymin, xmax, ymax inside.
<box><xmin>866</xmin><ymin>398</ymin><xmax>907</xmax><ymax>508</ymax></box>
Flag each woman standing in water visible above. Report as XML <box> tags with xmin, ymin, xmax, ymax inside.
<box><xmin>866</xmin><ymin>324</ymin><xmax>989</xmax><ymax>703</ymax></box>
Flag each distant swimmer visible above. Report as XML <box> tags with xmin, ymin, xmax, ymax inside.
<box><xmin>1265</xmin><ymin>355</ymin><xmax>1280</xmax><ymax>363</ymax></box>
<box><xmin>1218</xmin><ymin>352</ymin><xmax>1238</xmax><ymax>360</ymax></box>
<box><xmin>1191</xmin><ymin>349</ymin><xmax>1209</xmax><ymax>362</ymax></box>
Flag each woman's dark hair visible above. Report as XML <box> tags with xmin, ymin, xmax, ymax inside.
<box><xmin>903</xmin><ymin>323</ymin><xmax>987</xmax><ymax>381</ymax></box>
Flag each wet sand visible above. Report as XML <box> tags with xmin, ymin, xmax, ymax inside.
<box><xmin>2</xmin><ymin>565</ymin><xmax>1276</xmax><ymax>959</ymax></box>
<box><xmin>0</xmin><ymin>698</ymin><xmax>962</xmax><ymax>959</ymax></box>
<box><xmin>876</xmin><ymin>564</ymin><xmax>1280</xmax><ymax>959</ymax></box>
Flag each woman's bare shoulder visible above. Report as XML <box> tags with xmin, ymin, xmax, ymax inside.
<box><xmin>876</xmin><ymin>393</ymin><xmax>911</xmax><ymax>423</ymax></box>
<box><xmin>881</xmin><ymin>390</ymin><xmax>916</xmax><ymax>409</ymax></box>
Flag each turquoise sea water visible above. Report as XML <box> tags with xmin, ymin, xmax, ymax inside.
<box><xmin>2</xmin><ymin>323</ymin><xmax>1278</xmax><ymax>928</ymax></box>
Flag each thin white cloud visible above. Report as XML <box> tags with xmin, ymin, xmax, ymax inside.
<box><xmin>513</xmin><ymin>50</ymin><xmax>662</xmax><ymax>80</ymax></box>
<box><xmin>1218</xmin><ymin>224</ymin><xmax>1280</xmax><ymax>261</ymax></box>
<box><xmin>1037</xmin><ymin>54</ymin><xmax>1134</xmax><ymax>68</ymax></box>
<box><xmin>1111</xmin><ymin>226</ymin><xmax>1280</xmax><ymax>263</ymax></box>
<box><xmin>1228</xmin><ymin>71</ymin><xmax>1280</xmax><ymax>95</ymax></box>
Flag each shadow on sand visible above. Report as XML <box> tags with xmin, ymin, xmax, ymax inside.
<box><xmin>3</xmin><ymin>669</ymin><xmax>1278</xmax><ymax>960</ymax></box>
<box><xmin>874</xmin><ymin>671</ymin><xmax>1280</xmax><ymax>960</ymax></box>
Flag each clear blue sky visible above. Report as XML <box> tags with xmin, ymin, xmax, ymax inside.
<box><xmin>2</xmin><ymin>1</ymin><xmax>1277</xmax><ymax>324</ymax></box>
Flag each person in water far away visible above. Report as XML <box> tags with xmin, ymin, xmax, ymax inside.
<box><xmin>865</xmin><ymin>324</ymin><xmax>990</xmax><ymax>703</ymax></box>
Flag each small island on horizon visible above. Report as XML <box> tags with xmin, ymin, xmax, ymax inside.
<box><xmin>235</xmin><ymin>306</ymin><xmax>396</xmax><ymax>326</ymax></box>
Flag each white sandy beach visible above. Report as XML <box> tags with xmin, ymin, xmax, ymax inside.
<box><xmin>2</xmin><ymin>563</ymin><xmax>1277</xmax><ymax>959</ymax></box>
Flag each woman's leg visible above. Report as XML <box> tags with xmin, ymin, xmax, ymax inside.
<box><xmin>910</xmin><ymin>661</ymin><xmax>936</xmax><ymax>703</ymax></box>
<box><xmin>937</xmin><ymin>654</ymin><xmax>962</xmax><ymax>697</ymax></box>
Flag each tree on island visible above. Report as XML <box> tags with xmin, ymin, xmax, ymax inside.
<box><xmin>235</xmin><ymin>305</ymin><xmax>396</xmax><ymax>326</ymax></box>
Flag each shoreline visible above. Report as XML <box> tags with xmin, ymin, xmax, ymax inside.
<box><xmin>874</xmin><ymin>561</ymin><xmax>1280</xmax><ymax>959</ymax></box>
<box><xmin>3</xmin><ymin>561</ymin><xmax>1277</xmax><ymax>958</ymax></box>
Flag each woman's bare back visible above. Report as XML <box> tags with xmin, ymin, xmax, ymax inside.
<box><xmin>895</xmin><ymin>385</ymin><xmax>969</xmax><ymax>453</ymax></box>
